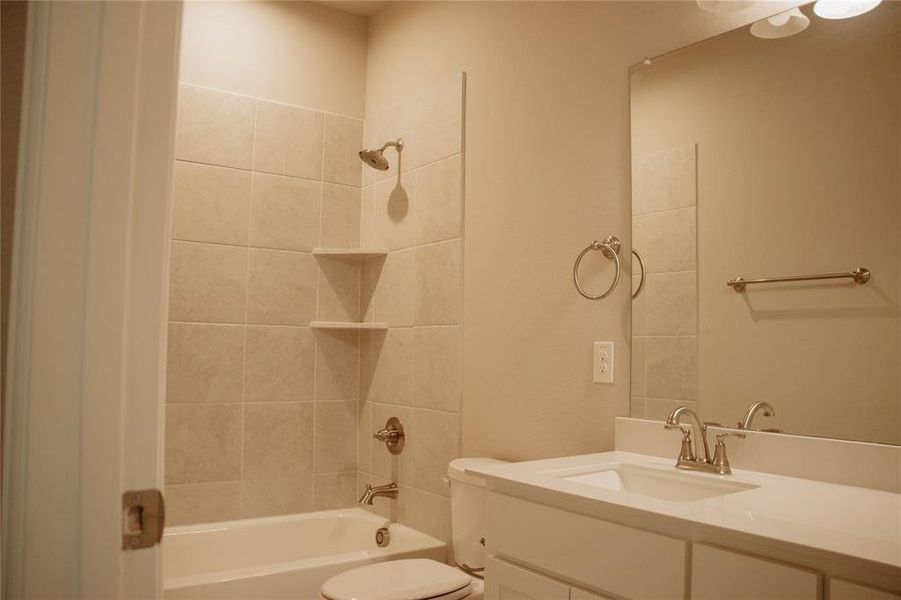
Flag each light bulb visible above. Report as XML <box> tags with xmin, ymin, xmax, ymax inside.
<box><xmin>750</xmin><ymin>8</ymin><xmax>810</xmax><ymax>39</ymax></box>
<box><xmin>813</xmin><ymin>0</ymin><xmax>881</xmax><ymax>19</ymax></box>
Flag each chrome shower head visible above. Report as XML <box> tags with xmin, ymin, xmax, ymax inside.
<box><xmin>358</xmin><ymin>138</ymin><xmax>404</xmax><ymax>171</ymax></box>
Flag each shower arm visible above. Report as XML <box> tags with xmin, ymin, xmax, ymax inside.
<box><xmin>379</xmin><ymin>138</ymin><xmax>404</xmax><ymax>152</ymax></box>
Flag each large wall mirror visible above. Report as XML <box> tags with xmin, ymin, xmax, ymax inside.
<box><xmin>629</xmin><ymin>1</ymin><xmax>900</xmax><ymax>445</ymax></box>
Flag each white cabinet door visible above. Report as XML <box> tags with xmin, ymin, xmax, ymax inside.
<box><xmin>830</xmin><ymin>579</ymin><xmax>901</xmax><ymax>600</ymax></box>
<box><xmin>485</xmin><ymin>557</ymin><xmax>570</xmax><ymax>600</ymax></box>
<box><xmin>692</xmin><ymin>544</ymin><xmax>820</xmax><ymax>600</ymax></box>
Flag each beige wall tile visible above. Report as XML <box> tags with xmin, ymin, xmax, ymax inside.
<box><xmin>245</xmin><ymin>326</ymin><xmax>314</xmax><ymax>402</ymax></box>
<box><xmin>314</xmin><ymin>330</ymin><xmax>359</xmax><ymax>400</ymax></box>
<box><xmin>165</xmin><ymin>482</ymin><xmax>242</xmax><ymax>526</ymax></box>
<box><xmin>645</xmin><ymin>271</ymin><xmax>697</xmax><ymax>335</ymax></box>
<box><xmin>176</xmin><ymin>84</ymin><xmax>255</xmax><ymax>169</ymax></box>
<box><xmin>370</xmin><ymin>403</ymin><xmax>412</xmax><ymax>485</ymax></box>
<box><xmin>172</xmin><ymin>161</ymin><xmax>251</xmax><ymax>245</ymax></box>
<box><xmin>646</xmin><ymin>335</ymin><xmax>698</xmax><ymax>401</ymax></box>
<box><xmin>313</xmin><ymin>473</ymin><xmax>357</xmax><ymax>510</ymax></box>
<box><xmin>631</xmin><ymin>336</ymin><xmax>647</xmax><ymax>398</ymax></box>
<box><xmin>417</xmin><ymin>76</ymin><xmax>463</xmax><ymax>167</ymax></box>
<box><xmin>360</xmin><ymin>257</ymin><xmax>381</xmax><ymax>322</ymax></box>
<box><xmin>167</xmin><ymin>323</ymin><xmax>244</xmax><ymax>404</ymax></box>
<box><xmin>246</xmin><ymin>249</ymin><xmax>317</xmax><ymax>325</ymax></box>
<box><xmin>166</xmin><ymin>404</ymin><xmax>242</xmax><ymax>484</ymax></box>
<box><xmin>373</xmin><ymin>249</ymin><xmax>415</xmax><ymax>326</ymax></box>
<box><xmin>632</xmin><ymin>207</ymin><xmax>697</xmax><ymax>274</ymax></box>
<box><xmin>416</xmin><ymin>155</ymin><xmax>461</xmax><ymax>245</ymax></box>
<box><xmin>359</xmin><ymin>185</ymin><xmax>381</xmax><ymax>247</ymax></box>
<box><xmin>253</xmin><ymin>100</ymin><xmax>324</xmax><ymax>179</ymax></box>
<box><xmin>414</xmin><ymin>239</ymin><xmax>462</xmax><ymax>325</ymax></box>
<box><xmin>360</xmin><ymin>328</ymin><xmax>415</xmax><ymax>405</ymax></box>
<box><xmin>632</xmin><ymin>275</ymin><xmax>646</xmax><ymax>336</ymax></box>
<box><xmin>317</xmin><ymin>259</ymin><xmax>361</xmax><ymax>322</ymax></box>
<box><xmin>250</xmin><ymin>174</ymin><xmax>321</xmax><ymax>251</ymax></box>
<box><xmin>373</xmin><ymin>176</ymin><xmax>416</xmax><ymax>251</ymax></box>
<box><xmin>361</xmin><ymin>118</ymin><xmax>381</xmax><ymax>187</ymax></box>
<box><xmin>314</xmin><ymin>401</ymin><xmax>358</xmax><ymax>473</ymax></box>
<box><xmin>632</xmin><ymin>144</ymin><xmax>697</xmax><ymax>216</ymax></box>
<box><xmin>243</xmin><ymin>402</ymin><xmax>314</xmax><ymax>480</ymax></box>
<box><xmin>169</xmin><ymin>241</ymin><xmax>248</xmax><ymax>323</ymax></box>
<box><xmin>323</xmin><ymin>114</ymin><xmax>363</xmax><ymax>187</ymax></box>
<box><xmin>409</xmin><ymin>409</ymin><xmax>459</xmax><ymax>497</ymax></box>
<box><xmin>645</xmin><ymin>398</ymin><xmax>697</xmax><ymax>420</ymax></box>
<box><xmin>321</xmin><ymin>184</ymin><xmax>361</xmax><ymax>248</ymax></box>
<box><xmin>243</xmin><ymin>476</ymin><xmax>313</xmax><ymax>518</ymax></box>
<box><xmin>412</xmin><ymin>326</ymin><xmax>461</xmax><ymax>412</ymax></box>
<box><xmin>397</xmin><ymin>485</ymin><xmax>452</xmax><ymax>547</ymax></box>
<box><xmin>357</xmin><ymin>400</ymin><xmax>372</xmax><ymax>473</ymax></box>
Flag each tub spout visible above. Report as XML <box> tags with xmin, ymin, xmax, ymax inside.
<box><xmin>358</xmin><ymin>482</ymin><xmax>398</xmax><ymax>505</ymax></box>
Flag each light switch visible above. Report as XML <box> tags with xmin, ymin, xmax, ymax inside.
<box><xmin>593</xmin><ymin>341</ymin><xmax>614</xmax><ymax>384</ymax></box>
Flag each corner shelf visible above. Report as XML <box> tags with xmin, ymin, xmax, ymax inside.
<box><xmin>312</xmin><ymin>247</ymin><xmax>388</xmax><ymax>259</ymax></box>
<box><xmin>310</xmin><ymin>321</ymin><xmax>389</xmax><ymax>330</ymax></box>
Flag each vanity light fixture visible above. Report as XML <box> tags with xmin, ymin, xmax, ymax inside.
<box><xmin>812</xmin><ymin>0</ymin><xmax>881</xmax><ymax>19</ymax></box>
<box><xmin>750</xmin><ymin>7</ymin><xmax>810</xmax><ymax>39</ymax></box>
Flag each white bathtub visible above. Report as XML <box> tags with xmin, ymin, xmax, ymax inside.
<box><xmin>163</xmin><ymin>508</ymin><xmax>446</xmax><ymax>600</ymax></box>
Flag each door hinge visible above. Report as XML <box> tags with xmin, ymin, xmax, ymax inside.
<box><xmin>122</xmin><ymin>489</ymin><xmax>165</xmax><ymax>550</ymax></box>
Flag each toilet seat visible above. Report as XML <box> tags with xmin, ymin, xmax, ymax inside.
<box><xmin>320</xmin><ymin>558</ymin><xmax>474</xmax><ymax>600</ymax></box>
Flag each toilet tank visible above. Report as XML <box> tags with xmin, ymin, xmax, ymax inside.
<box><xmin>447</xmin><ymin>457</ymin><xmax>507</xmax><ymax>571</ymax></box>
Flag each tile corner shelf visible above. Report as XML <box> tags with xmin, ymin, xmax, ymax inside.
<box><xmin>312</xmin><ymin>248</ymin><xmax>388</xmax><ymax>259</ymax></box>
<box><xmin>310</xmin><ymin>321</ymin><xmax>389</xmax><ymax>330</ymax></box>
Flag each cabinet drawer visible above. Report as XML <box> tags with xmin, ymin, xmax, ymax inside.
<box><xmin>486</xmin><ymin>492</ymin><xmax>686</xmax><ymax>599</ymax></box>
<box><xmin>691</xmin><ymin>543</ymin><xmax>820</xmax><ymax>600</ymax></box>
<box><xmin>830</xmin><ymin>579</ymin><xmax>901</xmax><ymax>600</ymax></box>
<box><xmin>485</xmin><ymin>557</ymin><xmax>570</xmax><ymax>600</ymax></box>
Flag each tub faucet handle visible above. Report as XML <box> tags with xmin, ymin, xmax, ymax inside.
<box><xmin>373</xmin><ymin>417</ymin><xmax>405</xmax><ymax>454</ymax></box>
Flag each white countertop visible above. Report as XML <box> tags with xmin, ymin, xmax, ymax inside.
<box><xmin>469</xmin><ymin>451</ymin><xmax>901</xmax><ymax>576</ymax></box>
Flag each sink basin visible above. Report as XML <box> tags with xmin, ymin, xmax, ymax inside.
<box><xmin>556</xmin><ymin>463</ymin><xmax>759</xmax><ymax>503</ymax></box>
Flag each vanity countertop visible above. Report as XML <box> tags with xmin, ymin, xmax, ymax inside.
<box><xmin>469</xmin><ymin>451</ymin><xmax>901</xmax><ymax>579</ymax></box>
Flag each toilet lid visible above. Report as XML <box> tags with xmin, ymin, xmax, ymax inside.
<box><xmin>321</xmin><ymin>559</ymin><xmax>472</xmax><ymax>600</ymax></box>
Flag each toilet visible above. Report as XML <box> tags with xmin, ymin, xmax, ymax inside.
<box><xmin>320</xmin><ymin>458</ymin><xmax>506</xmax><ymax>600</ymax></box>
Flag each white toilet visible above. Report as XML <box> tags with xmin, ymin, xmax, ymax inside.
<box><xmin>320</xmin><ymin>458</ymin><xmax>506</xmax><ymax>600</ymax></box>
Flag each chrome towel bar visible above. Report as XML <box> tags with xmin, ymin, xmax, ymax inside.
<box><xmin>727</xmin><ymin>267</ymin><xmax>870</xmax><ymax>292</ymax></box>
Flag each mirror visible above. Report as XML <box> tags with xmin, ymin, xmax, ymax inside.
<box><xmin>629</xmin><ymin>1</ymin><xmax>900</xmax><ymax>445</ymax></box>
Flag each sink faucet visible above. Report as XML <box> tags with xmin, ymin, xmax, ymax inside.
<box><xmin>737</xmin><ymin>401</ymin><xmax>775</xmax><ymax>430</ymax></box>
<box><xmin>359</xmin><ymin>482</ymin><xmax>398</xmax><ymax>505</ymax></box>
<box><xmin>665</xmin><ymin>406</ymin><xmax>744</xmax><ymax>475</ymax></box>
<box><xmin>664</xmin><ymin>406</ymin><xmax>711</xmax><ymax>464</ymax></box>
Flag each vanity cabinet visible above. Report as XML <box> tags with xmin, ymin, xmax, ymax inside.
<box><xmin>485</xmin><ymin>557</ymin><xmax>614</xmax><ymax>600</ymax></box>
<box><xmin>691</xmin><ymin>544</ymin><xmax>819</xmax><ymax>600</ymax></box>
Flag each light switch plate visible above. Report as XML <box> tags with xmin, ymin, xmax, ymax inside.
<box><xmin>593</xmin><ymin>341</ymin><xmax>614</xmax><ymax>384</ymax></box>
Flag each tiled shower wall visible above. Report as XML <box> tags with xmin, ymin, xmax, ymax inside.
<box><xmin>631</xmin><ymin>143</ymin><xmax>699</xmax><ymax>420</ymax></box>
<box><xmin>165</xmin><ymin>84</ymin><xmax>365</xmax><ymax>525</ymax></box>
<box><xmin>357</xmin><ymin>74</ymin><xmax>465</xmax><ymax>547</ymax></box>
<box><xmin>165</xmin><ymin>74</ymin><xmax>466</xmax><ymax>541</ymax></box>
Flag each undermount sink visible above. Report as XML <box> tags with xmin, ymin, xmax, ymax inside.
<box><xmin>556</xmin><ymin>463</ymin><xmax>759</xmax><ymax>503</ymax></box>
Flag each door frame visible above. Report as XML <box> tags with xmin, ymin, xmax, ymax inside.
<box><xmin>2</xmin><ymin>2</ymin><xmax>181</xmax><ymax>597</ymax></box>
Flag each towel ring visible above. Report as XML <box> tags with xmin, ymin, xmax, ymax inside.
<box><xmin>631</xmin><ymin>249</ymin><xmax>646</xmax><ymax>299</ymax></box>
<box><xmin>573</xmin><ymin>236</ymin><xmax>622</xmax><ymax>300</ymax></box>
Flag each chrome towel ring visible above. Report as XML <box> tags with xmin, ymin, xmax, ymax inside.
<box><xmin>631</xmin><ymin>249</ymin><xmax>646</xmax><ymax>299</ymax></box>
<box><xmin>573</xmin><ymin>236</ymin><xmax>622</xmax><ymax>300</ymax></box>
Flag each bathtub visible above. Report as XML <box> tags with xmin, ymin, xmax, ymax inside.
<box><xmin>163</xmin><ymin>508</ymin><xmax>446</xmax><ymax>600</ymax></box>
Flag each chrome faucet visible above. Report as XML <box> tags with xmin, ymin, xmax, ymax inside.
<box><xmin>665</xmin><ymin>406</ymin><xmax>744</xmax><ymax>475</ymax></box>
<box><xmin>358</xmin><ymin>482</ymin><xmax>398</xmax><ymax>505</ymax></box>
<box><xmin>737</xmin><ymin>401</ymin><xmax>776</xmax><ymax>430</ymax></box>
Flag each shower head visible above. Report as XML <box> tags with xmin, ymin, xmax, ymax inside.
<box><xmin>358</xmin><ymin>138</ymin><xmax>404</xmax><ymax>171</ymax></box>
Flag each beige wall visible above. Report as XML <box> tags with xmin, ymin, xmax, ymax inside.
<box><xmin>179</xmin><ymin>0</ymin><xmax>368</xmax><ymax>117</ymax></box>
<box><xmin>630</xmin><ymin>3</ymin><xmax>900</xmax><ymax>444</ymax></box>
<box><xmin>365</xmin><ymin>1</ymin><xmax>799</xmax><ymax>461</ymax></box>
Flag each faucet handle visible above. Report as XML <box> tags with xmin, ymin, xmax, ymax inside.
<box><xmin>712</xmin><ymin>431</ymin><xmax>745</xmax><ymax>474</ymax></box>
<box><xmin>678</xmin><ymin>428</ymin><xmax>696</xmax><ymax>462</ymax></box>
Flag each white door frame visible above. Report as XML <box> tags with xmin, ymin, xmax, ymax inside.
<box><xmin>2</xmin><ymin>2</ymin><xmax>181</xmax><ymax>598</ymax></box>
